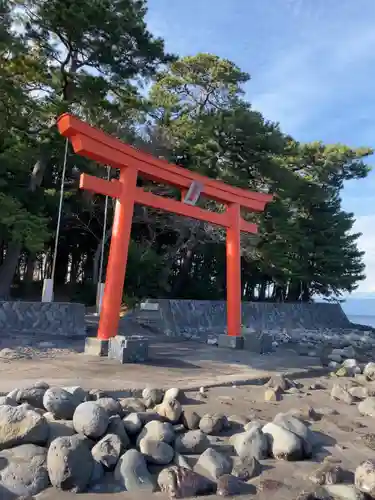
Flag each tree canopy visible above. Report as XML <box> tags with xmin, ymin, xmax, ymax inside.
<box><xmin>0</xmin><ymin>0</ymin><xmax>372</xmax><ymax>303</ymax></box>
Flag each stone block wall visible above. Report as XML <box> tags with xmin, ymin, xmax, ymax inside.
<box><xmin>132</xmin><ymin>299</ymin><xmax>351</xmax><ymax>340</ymax></box>
<box><xmin>0</xmin><ymin>301</ymin><xmax>86</xmax><ymax>337</ymax></box>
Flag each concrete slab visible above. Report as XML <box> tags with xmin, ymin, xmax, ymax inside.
<box><xmin>84</xmin><ymin>337</ymin><xmax>108</xmax><ymax>356</ymax></box>
<box><xmin>217</xmin><ymin>334</ymin><xmax>244</xmax><ymax>349</ymax></box>
<box><xmin>108</xmin><ymin>335</ymin><xmax>149</xmax><ymax>363</ymax></box>
<box><xmin>0</xmin><ymin>336</ymin><xmax>325</xmax><ymax>395</ymax></box>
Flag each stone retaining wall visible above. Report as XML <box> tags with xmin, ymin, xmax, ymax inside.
<box><xmin>132</xmin><ymin>299</ymin><xmax>351</xmax><ymax>340</ymax></box>
<box><xmin>0</xmin><ymin>301</ymin><xmax>86</xmax><ymax>337</ymax></box>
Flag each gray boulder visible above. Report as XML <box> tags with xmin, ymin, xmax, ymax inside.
<box><xmin>155</xmin><ymin>398</ymin><xmax>182</xmax><ymax>423</ymax></box>
<box><xmin>173</xmin><ymin>452</ymin><xmax>192</xmax><ymax>470</ymax></box>
<box><xmin>341</xmin><ymin>346</ymin><xmax>356</xmax><ymax>359</ymax></box>
<box><xmin>0</xmin><ymin>405</ymin><xmax>48</xmax><ymax>450</ymax></box>
<box><xmin>265</xmin><ymin>374</ymin><xmax>293</xmax><ymax>392</ymax></box>
<box><xmin>194</xmin><ymin>447</ymin><xmax>232</xmax><ymax>480</ymax></box>
<box><xmin>73</xmin><ymin>402</ymin><xmax>108</xmax><ymax>439</ymax></box>
<box><xmin>90</xmin><ymin>461</ymin><xmax>105</xmax><ymax>486</ymax></box>
<box><xmin>0</xmin><ymin>444</ymin><xmax>49</xmax><ymax>497</ymax></box>
<box><xmin>96</xmin><ymin>397</ymin><xmax>122</xmax><ymax>417</ymax></box>
<box><xmin>118</xmin><ymin>397</ymin><xmax>146</xmax><ymax>414</ymax></box>
<box><xmin>19</xmin><ymin>402</ymin><xmax>44</xmax><ymax>416</ymax></box>
<box><xmin>349</xmin><ymin>386</ymin><xmax>369</xmax><ymax>400</ymax></box>
<box><xmin>63</xmin><ymin>386</ymin><xmax>88</xmax><ymax>403</ymax></box>
<box><xmin>136</xmin><ymin>411</ymin><xmax>164</xmax><ymax>424</ymax></box>
<box><xmin>342</xmin><ymin>358</ymin><xmax>361</xmax><ymax>375</ymax></box>
<box><xmin>63</xmin><ymin>385</ymin><xmax>90</xmax><ymax>403</ymax></box>
<box><xmin>262</xmin><ymin>422</ymin><xmax>303</xmax><ymax>460</ymax></box>
<box><xmin>123</xmin><ymin>413</ymin><xmax>143</xmax><ymax>435</ymax></box>
<box><xmin>175</xmin><ymin>430</ymin><xmax>210</xmax><ymax>454</ymax></box>
<box><xmin>355</xmin><ymin>459</ymin><xmax>375</xmax><ymax>497</ymax></box>
<box><xmin>182</xmin><ymin>409</ymin><xmax>201</xmax><ymax>430</ymax></box>
<box><xmin>310</xmin><ymin>462</ymin><xmax>344</xmax><ymax>485</ymax></box>
<box><xmin>199</xmin><ymin>413</ymin><xmax>225</xmax><ymax>435</ymax></box>
<box><xmin>43</xmin><ymin>387</ymin><xmax>80</xmax><ymax>420</ymax></box>
<box><xmin>174</xmin><ymin>423</ymin><xmax>187</xmax><ymax>434</ymax></box>
<box><xmin>230</xmin><ymin>425</ymin><xmax>269</xmax><ymax>461</ymax></box>
<box><xmin>297</xmin><ymin>485</ymin><xmax>337</xmax><ymax>500</ymax></box>
<box><xmin>33</xmin><ymin>380</ymin><xmax>50</xmax><ymax>390</ymax></box>
<box><xmin>358</xmin><ymin>398</ymin><xmax>375</xmax><ymax>417</ymax></box>
<box><xmin>47</xmin><ymin>434</ymin><xmax>94</xmax><ymax>492</ymax></box>
<box><xmin>328</xmin><ymin>361</ymin><xmax>340</xmax><ymax>371</ymax></box>
<box><xmin>331</xmin><ymin>384</ymin><xmax>354</xmax><ymax>405</ymax></box>
<box><xmin>364</xmin><ymin>362</ymin><xmax>375</xmax><ymax>381</ymax></box>
<box><xmin>139</xmin><ymin>438</ymin><xmax>174</xmax><ymax>465</ymax></box>
<box><xmin>142</xmin><ymin>388</ymin><xmax>164</xmax><ymax>408</ymax></box>
<box><xmin>92</xmin><ymin>433</ymin><xmax>122</xmax><ymax>470</ymax></box>
<box><xmin>0</xmin><ymin>396</ymin><xmax>17</xmax><ymax>407</ymax></box>
<box><xmin>6</xmin><ymin>389</ymin><xmax>20</xmax><ymax>400</ymax></box>
<box><xmin>232</xmin><ymin>456</ymin><xmax>261</xmax><ymax>481</ymax></box>
<box><xmin>328</xmin><ymin>354</ymin><xmax>343</xmax><ymax>363</ymax></box>
<box><xmin>273</xmin><ymin>413</ymin><xmax>316</xmax><ymax>457</ymax></box>
<box><xmin>164</xmin><ymin>387</ymin><xmax>182</xmax><ymax>402</ymax></box>
<box><xmin>114</xmin><ymin>449</ymin><xmax>155</xmax><ymax>492</ymax></box>
<box><xmin>158</xmin><ymin>466</ymin><xmax>214</xmax><ymax>498</ymax></box>
<box><xmin>45</xmin><ymin>416</ymin><xmax>75</xmax><ymax>445</ymax></box>
<box><xmin>325</xmin><ymin>484</ymin><xmax>366</xmax><ymax>500</ymax></box>
<box><xmin>107</xmin><ymin>415</ymin><xmax>130</xmax><ymax>449</ymax></box>
<box><xmin>16</xmin><ymin>386</ymin><xmax>47</xmax><ymax>409</ymax></box>
<box><xmin>216</xmin><ymin>474</ymin><xmax>248</xmax><ymax>497</ymax></box>
<box><xmin>136</xmin><ymin>420</ymin><xmax>175</xmax><ymax>446</ymax></box>
<box><xmin>228</xmin><ymin>415</ymin><xmax>249</xmax><ymax>428</ymax></box>
<box><xmin>89</xmin><ymin>388</ymin><xmax>107</xmax><ymax>401</ymax></box>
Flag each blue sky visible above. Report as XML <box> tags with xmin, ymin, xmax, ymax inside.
<box><xmin>146</xmin><ymin>0</ymin><xmax>375</xmax><ymax>296</ymax></box>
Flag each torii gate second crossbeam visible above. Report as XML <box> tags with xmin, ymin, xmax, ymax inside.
<box><xmin>57</xmin><ymin>114</ymin><xmax>273</xmax><ymax>341</ymax></box>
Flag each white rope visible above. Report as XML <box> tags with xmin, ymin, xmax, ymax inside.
<box><xmin>98</xmin><ymin>166</ymin><xmax>110</xmax><ymax>284</ymax></box>
<box><xmin>50</xmin><ymin>138</ymin><xmax>69</xmax><ymax>285</ymax></box>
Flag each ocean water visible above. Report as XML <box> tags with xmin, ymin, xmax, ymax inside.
<box><xmin>347</xmin><ymin>314</ymin><xmax>375</xmax><ymax>328</ymax></box>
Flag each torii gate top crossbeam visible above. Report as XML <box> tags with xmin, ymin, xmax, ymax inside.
<box><xmin>57</xmin><ymin>113</ymin><xmax>272</xmax><ymax>219</ymax></box>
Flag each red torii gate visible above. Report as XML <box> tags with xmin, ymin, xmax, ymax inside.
<box><xmin>57</xmin><ymin>114</ymin><xmax>272</xmax><ymax>343</ymax></box>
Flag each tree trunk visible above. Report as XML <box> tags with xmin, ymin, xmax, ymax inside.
<box><xmin>84</xmin><ymin>251</ymin><xmax>94</xmax><ymax>282</ymax></box>
<box><xmin>0</xmin><ymin>240</ymin><xmax>4</xmax><ymax>265</ymax></box>
<box><xmin>0</xmin><ymin>242</ymin><xmax>22</xmax><ymax>298</ymax></box>
<box><xmin>258</xmin><ymin>280</ymin><xmax>267</xmax><ymax>301</ymax></box>
<box><xmin>287</xmin><ymin>280</ymin><xmax>302</xmax><ymax>301</ymax></box>
<box><xmin>25</xmin><ymin>252</ymin><xmax>37</xmax><ymax>282</ymax></box>
<box><xmin>302</xmin><ymin>282</ymin><xmax>311</xmax><ymax>302</ymax></box>
<box><xmin>246</xmin><ymin>284</ymin><xmax>255</xmax><ymax>301</ymax></box>
<box><xmin>70</xmin><ymin>249</ymin><xmax>81</xmax><ymax>283</ymax></box>
<box><xmin>273</xmin><ymin>283</ymin><xmax>286</xmax><ymax>302</ymax></box>
<box><xmin>54</xmin><ymin>246</ymin><xmax>69</xmax><ymax>286</ymax></box>
<box><xmin>171</xmin><ymin>246</ymin><xmax>196</xmax><ymax>297</ymax></box>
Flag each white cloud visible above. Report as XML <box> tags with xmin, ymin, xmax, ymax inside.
<box><xmin>352</xmin><ymin>215</ymin><xmax>375</xmax><ymax>293</ymax></box>
<box><xmin>249</xmin><ymin>16</ymin><xmax>375</xmax><ymax>135</ymax></box>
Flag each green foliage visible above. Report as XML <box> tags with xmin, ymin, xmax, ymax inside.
<box><xmin>0</xmin><ymin>1</ymin><xmax>372</xmax><ymax>302</ymax></box>
<box><xmin>125</xmin><ymin>241</ymin><xmax>168</xmax><ymax>300</ymax></box>
<box><xmin>0</xmin><ymin>193</ymin><xmax>49</xmax><ymax>251</ymax></box>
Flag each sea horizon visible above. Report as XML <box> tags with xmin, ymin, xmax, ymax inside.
<box><xmin>347</xmin><ymin>314</ymin><xmax>375</xmax><ymax>328</ymax></box>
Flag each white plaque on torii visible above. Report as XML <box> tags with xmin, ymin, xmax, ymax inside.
<box><xmin>183</xmin><ymin>181</ymin><xmax>203</xmax><ymax>206</ymax></box>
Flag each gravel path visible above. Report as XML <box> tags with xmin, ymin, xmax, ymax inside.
<box><xmin>0</xmin><ymin>334</ymin><xmax>84</xmax><ymax>361</ymax></box>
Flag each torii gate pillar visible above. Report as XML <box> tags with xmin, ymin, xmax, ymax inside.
<box><xmin>57</xmin><ymin>114</ymin><xmax>272</xmax><ymax>355</ymax></box>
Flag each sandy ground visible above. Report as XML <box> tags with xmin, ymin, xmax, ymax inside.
<box><xmin>0</xmin><ymin>334</ymin><xmax>326</xmax><ymax>394</ymax></box>
<box><xmin>32</xmin><ymin>372</ymin><xmax>375</xmax><ymax>499</ymax></box>
<box><xmin>0</xmin><ymin>327</ymin><xmax>373</xmax><ymax>499</ymax></box>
